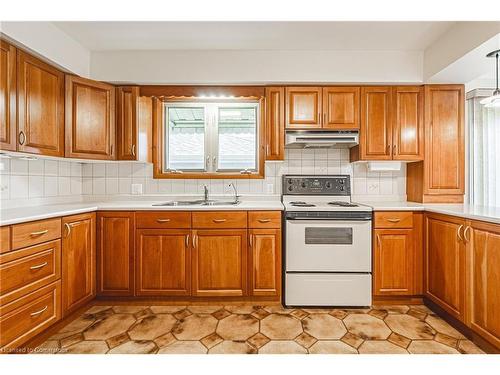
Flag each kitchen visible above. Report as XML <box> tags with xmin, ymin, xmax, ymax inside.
<box><xmin>1</xmin><ymin>3</ymin><xmax>500</xmax><ymax>372</ymax></box>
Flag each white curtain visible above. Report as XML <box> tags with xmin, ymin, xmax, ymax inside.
<box><xmin>469</xmin><ymin>93</ymin><xmax>500</xmax><ymax>207</ymax></box>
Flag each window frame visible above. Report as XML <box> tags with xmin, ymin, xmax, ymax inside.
<box><xmin>153</xmin><ymin>96</ymin><xmax>265</xmax><ymax>179</ymax></box>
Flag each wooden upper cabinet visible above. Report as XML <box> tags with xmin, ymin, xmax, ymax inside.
<box><xmin>96</xmin><ymin>212</ymin><xmax>135</xmax><ymax>296</ymax></box>
<box><xmin>248</xmin><ymin>229</ymin><xmax>281</xmax><ymax>297</ymax></box>
<box><xmin>0</xmin><ymin>40</ymin><xmax>17</xmax><ymax>151</ymax></box>
<box><xmin>469</xmin><ymin>220</ymin><xmax>500</xmax><ymax>349</ymax></box>
<box><xmin>424</xmin><ymin>85</ymin><xmax>464</xmax><ymax>196</ymax></box>
<box><xmin>136</xmin><ymin>229</ymin><xmax>191</xmax><ymax>296</ymax></box>
<box><xmin>17</xmin><ymin>50</ymin><xmax>65</xmax><ymax>156</ymax></box>
<box><xmin>373</xmin><ymin>228</ymin><xmax>415</xmax><ymax>296</ymax></box>
<box><xmin>65</xmin><ymin>75</ymin><xmax>115</xmax><ymax>160</ymax></box>
<box><xmin>425</xmin><ymin>213</ymin><xmax>467</xmax><ymax>322</ymax></box>
<box><xmin>137</xmin><ymin>96</ymin><xmax>153</xmax><ymax>163</ymax></box>
<box><xmin>285</xmin><ymin>87</ymin><xmax>322</xmax><ymax>128</ymax></box>
<box><xmin>116</xmin><ymin>86</ymin><xmax>138</xmax><ymax>160</ymax></box>
<box><xmin>265</xmin><ymin>87</ymin><xmax>285</xmax><ymax>160</ymax></box>
<box><xmin>322</xmin><ymin>87</ymin><xmax>360</xmax><ymax>129</ymax></box>
<box><xmin>191</xmin><ymin>229</ymin><xmax>248</xmax><ymax>297</ymax></box>
<box><xmin>61</xmin><ymin>213</ymin><xmax>95</xmax><ymax>316</ymax></box>
<box><xmin>392</xmin><ymin>86</ymin><xmax>423</xmax><ymax>160</ymax></box>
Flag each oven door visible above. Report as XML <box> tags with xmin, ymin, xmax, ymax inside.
<box><xmin>286</xmin><ymin>219</ymin><xmax>371</xmax><ymax>272</ymax></box>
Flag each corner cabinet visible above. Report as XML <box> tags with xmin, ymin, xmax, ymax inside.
<box><xmin>65</xmin><ymin>75</ymin><xmax>116</xmax><ymax>160</ymax></box>
<box><xmin>96</xmin><ymin>212</ymin><xmax>135</xmax><ymax>296</ymax></box>
<box><xmin>61</xmin><ymin>213</ymin><xmax>95</xmax><ymax>316</ymax></box>
<box><xmin>0</xmin><ymin>40</ymin><xmax>17</xmax><ymax>151</ymax></box>
<box><xmin>17</xmin><ymin>50</ymin><xmax>65</xmax><ymax>156</ymax></box>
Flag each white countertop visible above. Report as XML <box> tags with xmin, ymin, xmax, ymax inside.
<box><xmin>0</xmin><ymin>200</ymin><xmax>284</xmax><ymax>226</ymax></box>
<box><xmin>356</xmin><ymin>201</ymin><xmax>500</xmax><ymax>225</ymax></box>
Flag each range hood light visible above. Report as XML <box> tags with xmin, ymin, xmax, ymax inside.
<box><xmin>480</xmin><ymin>49</ymin><xmax>500</xmax><ymax>108</ymax></box>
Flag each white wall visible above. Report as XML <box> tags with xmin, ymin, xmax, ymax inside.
<box><xmin>90</xmin><ymin>49</ymin><xmax>423</xmax><ymax>85</ymax></box>
<box><xmin>0</xmin><ymin>21</ymin><xmax>91</xmax><ymax>77</ymax></box>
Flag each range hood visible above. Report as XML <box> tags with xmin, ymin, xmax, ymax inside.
<box><xmin>285</xmin><ymin>130</ymin><xmax>359</xmax><ymax>149</ymax></box>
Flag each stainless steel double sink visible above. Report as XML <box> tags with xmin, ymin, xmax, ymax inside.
<box><xmin>152</xmin><ymin>199</ymin><xmax>240</xmax><ymax>207</ymax></box>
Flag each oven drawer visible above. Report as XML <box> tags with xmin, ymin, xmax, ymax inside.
<box><xmin>285</xmin><ymin>273</ymin><xmax>372</xmax><ymax>307</ymax></box>
<box><xmin>286</xmin><ymin>219</ymin><xmax>371</xmax><ymax>272</ymax></box>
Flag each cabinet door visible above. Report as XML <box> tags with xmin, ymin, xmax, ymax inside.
<box><xmin>265</xmin><ymin>87</ymin><xmax>285</xmax><ymax>160</ymax></box>
<box><xmin>136</xmin><ymin>229</ymin><xmax>191</xmax><ymax>296</ymax></box>
<box><xmin>359</xmin><ymin>86</ymin><xmax>392</xmax><ymax>160</ymax></box>
<box><xmin>248</xmin><ymin>229</ymin><xmax>281</xmax><ymax>297</ymax></box>
<box><xmin>373</xmin><ymin>229</ymin><xmax>414</xmax><ymax>296</ymax></box>
<box><xmin>192</xmin><ymin>229</ymin><xmax>247</xmax><ymax>297</ymax></box>
<box><xmin>425</xmin><ymin>213</ymin><xmax>466</xmax><ymax>321</ymax></box>
<box><xmin>61</xmin><ymin>213</ymin><xmax>95</xmax><ymax>316</ymax></box>
<box><xmin>0</xmin><ymin>40</ymin><xmax>16</xmax><ymax>151</ymax></box>
<box><xmin>17</xmin><ymin>51</ymin><xmax>64</xmax><ymax>156</ymax></box>
<box><xmin>322</xmin><ymin>87</ymin><xmax>360</xmax><ymax>129</ymax></box>
<box><xmin>424</xmin><ymin>85</ymin><xmax>464</xmax><ymax>195</ymax></box>
<box><xmin>285</xmin><ymin>87</ymin><xmax>322</xmax><ymax>129</ymax></box>
<box><xmin>392</xmin><ymin>86</ymin><xmax>423</xmax><ymax>161</ymax></box>
<box><xmin>96</xmin><ymin>212</ymin><xmax>135</xmax><ymax>296</ymax></box>
<box><xmin>116</xmin><ymin>86</ymin><xmax>139</xmax><ymax>160</ymax></box>
<box><xmin>137</xmin><ymin>96</ymin><xmax>153</xmax><ymax>163</ymax></box>
<box><xmin>65</xmin><ymin>75</ymin><xmax>115</xmax><ymax>160</ymax></box>
<box><xmin>469</xmin><ymin>220</ymin><xmax>500</xmax><ymax>348</ymax></box>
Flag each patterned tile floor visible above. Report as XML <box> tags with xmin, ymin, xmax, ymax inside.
<box><xmin>35</xmin><ymin>304</ymin><xmax>485</xmax><ymax>354</ymax></box>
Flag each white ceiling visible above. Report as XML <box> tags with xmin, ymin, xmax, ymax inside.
<box><xmin>53</xmin><ymin>21</ymin><xmax>455</xmax><ymax>51</ymax></box>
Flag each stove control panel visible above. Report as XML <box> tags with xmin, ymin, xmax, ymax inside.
<box><xmin>283</xmin><ymin>175</ymin><xmax>351</xmax><ymax>195</ymax></box>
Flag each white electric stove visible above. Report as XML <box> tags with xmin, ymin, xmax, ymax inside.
<box><xmin>282</xmin><ymin>175</ymin><xmax>373</xmax><ymax>307</ymax></box>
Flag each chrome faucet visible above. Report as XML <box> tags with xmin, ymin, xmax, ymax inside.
<box><xmin>203</xmin><ymin>185</ymin><xmax>209</xmax><ymax>202</ymax></box>
<box><xmin>228</xmin><ymin>183</ymin><xmax>240</xmax><ymax>204</ymax></box>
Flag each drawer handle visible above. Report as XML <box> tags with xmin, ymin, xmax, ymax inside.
<box><xmin>212</xmin><ymin>219</ymin><xmax>227</xmax><ymax>223</ymax></box>
<box><xmin>30</xmin><ymin>229</ymin><xmax>49</xmax><ymax>237</ymax></box>
<box><xmin>30</xmin><ymin>305</ymin><xmax>48</xmax><ymax>317</ymax></box>
<box><xmin>156</xmin><ymin>219</ymin><xmax>171</xmax><ymax>223</ymax></box>
<box><xmin>30</xmin><ymin>262</ymin><xmax>48</xmax><ymax>270</ymax></box>
<box><xmin>258</xmin><ymin>219</ymin><xmax>271</xmax><ymax>223</ymax></box>
<box><xmin>386</xmin><ymin>218</ymin><xmax>401</xmax><ymax>223</ymax></box>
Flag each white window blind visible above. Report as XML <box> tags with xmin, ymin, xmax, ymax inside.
<box><xmin>468</xmin><ymin>89</ymin><xmax>500</xmax><ymax>207</ymax></box>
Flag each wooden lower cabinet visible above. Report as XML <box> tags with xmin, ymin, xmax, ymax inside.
<box><xmin>191</xmin><ymin>229</ymin><xmax>248</xmax><ymax>297</ymax></box>
<box><xmin>61</xmin><ymin>213</ymin><xmax>95</xmax><ymax>316</ymax></box>
<box><xmin>424</xmin><ymin>213</ymin><xmax>467</xmax><ymax>321</ymax></box>
<box><xmin>97</xmin><ymin>212</ymin><xmax>135</xmax><ymax>296</ymax></box>
<box><xmin>373</xmin><ymin>229</ymin><xmax>414</xmax><ymax>296</ymax></box>
<box><xmin>469</xmin><ymin>220</ymin><xmax>500</xmax><ymax>348</ymax></box>
<box><xmin>248</xmin><ymin>229</ymin><xmax>281</xmax><ymax>297</ymax></box>
<box><xmin>136</xmin><ymin>229</ymin><xmax>190</xmax><ymax>296</ymax></box>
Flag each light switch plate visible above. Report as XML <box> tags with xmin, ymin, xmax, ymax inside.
<box><xmin>131</xmin><ymin>183</ymin><xmax>143</xmax><ymax>195</ymax></box>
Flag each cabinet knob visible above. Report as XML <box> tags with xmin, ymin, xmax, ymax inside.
<box><xmin>19</xmin><ymin>131</ymin><xmax>26</xmax><ymax>145</ymax></box>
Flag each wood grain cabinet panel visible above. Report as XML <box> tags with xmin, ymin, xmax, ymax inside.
<box><xmin>285</xmin><ymin>87</ymin><xmax>322</xmax><ymax>128</ymax></box>
<box><xmin>61</xmin><ymin>213</ymin><xmax>95</xmax><ymax>316</ymax></box>
<box><xmin>469</xmin><ymin>220</ymin><xmax>500</xmax><ymax>348</ymax></box>
<box><xmin>65</xmin><ymin>75</ymin><xmax>115</xmax><ymax>160</ymax></box>
<box><xmin>0</xmin><ymin>240</ymin><xmax>61</xmax><ymax>306</ymax></box>
<box><xmin>136</xmin><ymin>229</ymin><xmax>191</xmax><ymax>296</ymax></box>
<box><xmin>11</xmin><ymin>218</ymin><xmax>61</xmax><ymax>250</ymax></box>
<box><xmin>135</xmin><ymin>211</ymin><xmax>191</xmax><ymax>229</ymax></box>
<box><xmin>265</xmin><ymin>87</ymin><xmax>285</xmax><ymax>160</ymax></box>
<box><xmin>191</xmin><ymin>229</ymin><xmax>247</xmax><ymax>297</ymax></box>
<box><xmin>425</xmin><ymin>213</ymin><xmax>466</xmax><ymax>321</ymax></box>
<box><xmin>0</xmin><ymin>40</ymin><xmax>17</xmax><ymax>151</ymax></box>
<box><xmin>1</xmin><ymin>226</ymin><xmax>11</xmax><ymax>254</ymax></box>
<box><xmin>322</xmin><ymin>87</ymin><xmax>360</xmax><ymax>129</ymax></box>
<box><xmin>374</xmin><ymin>211</ymin><xmax>413</xmax><ymax>229</ymax></box>
<box><xmin>373</xmin><ymin>229</ymin><xmax>414</xmax><ymax>296</ymax></box>
<box><xmin>17</xmin><ymin>50</ymin><xmax>65</xmax><ymax>156</ymax></box>
<box><xmin>248</xmin><ymin>211</ymin><xmax>281</xmax><ymax>229</ymax></box>
<box><xmin>248</xmin><ymin>229</ymin><xmax>281</xmax><ymax>297</ymax></box>
<box><xmin>96</xmin><ymin>212</ymin><xmax>134</xmax><ymax>296</ymax></box>
<box><xmin>192</xmin><ymin>211</ymin><xmax>247</xmax><ymax>229</ymax></box>
<box><xmin>392</xmin><ymin>86</ymin><xmax>423</xmax><ymax>160</ymax></box>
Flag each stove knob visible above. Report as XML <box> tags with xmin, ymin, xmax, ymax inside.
<box><xmin>288</xmin><ymin>186</ymin><xmax>293</xmax><ymax>192</ymax></box>
<box><xmin>301</xmin><ymin>182</ymin><xmax>306</xmax><ymax>188</ymax></box>
<box><xmin>340</xmin><ymin>186</ymin><xmax>345</xmax><ymax>191</ymax></box>
<box><xmin>287</xmin><ymin>179</ymin><xmax>293</xmax><ymax>184</ymax></box>
<box><xmin>325</xmin><ymin>182</ymin><xmax>332</xmax><ymax>189</ymax></box>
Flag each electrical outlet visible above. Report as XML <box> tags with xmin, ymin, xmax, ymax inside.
<box><xmin>131</xmin><ymin>183</ymin><xmax>143</xmax><ymax>195</ymax></box>
<box><xmin>266</xmin><ymin>183</ymin><xmax>274</xmax><ymax>194</ymax></box>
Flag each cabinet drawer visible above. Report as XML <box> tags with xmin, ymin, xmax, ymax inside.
<box><xmin>1</xmin><ymin>226</ymin><xmax>10</xmax><ymax>254</ymax></box>
<box><xmin>248</xmin><ymin>211</ymin><xmax>281</xmax><ymax>228</ymax></box>
<box><xmin>0</xmin><ymin>240</ymin><xmax>61</xmax><ymax>305</ymax></box>
<box><xmin>0</xmin><ymin>280</ymin><xmax>61</xmax><ymax>350</ymax></box>
<box><xmin>374</xmin><ymin>212</ymin><xmax>413</xmax><ymax>228</ymax></box>
<box><xmin>12</xmin><ymin>218</ymin><xmax>61</xmax><ymax>250</ymax></box>
<box><xmin>192</xmin><ymin>211</ymin><xmax>247</xmax><ymax>229</ymax></box>
<box><xmin>136</xmin><ymin>211</ymin><xmax>191</xmax><ymax>229</ymax></box>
